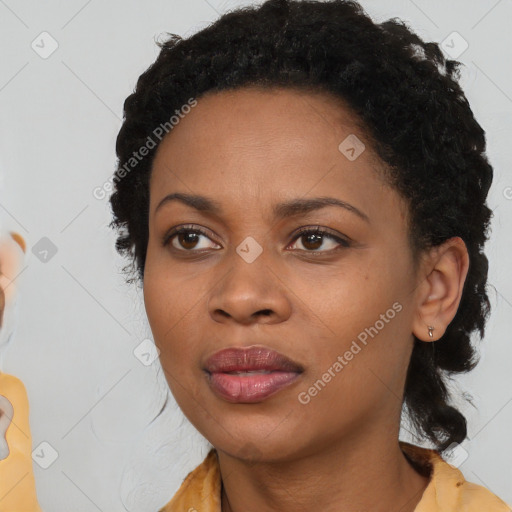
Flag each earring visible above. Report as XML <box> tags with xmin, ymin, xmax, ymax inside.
<box><xmin>427</xmin><ymin>325</ymin><xmax>434</xmax><ymax>339</ymax></box>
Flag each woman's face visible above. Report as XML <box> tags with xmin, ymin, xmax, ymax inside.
<box><xmin>144</xmin><ymin>87</ymin><xmax>426</xmax><ymax>461</ymax></box>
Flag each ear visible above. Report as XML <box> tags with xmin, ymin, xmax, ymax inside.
<box><xmin>412</xmin><ymin>236</ymin><xmax>469</xmax><ymax>342</ymax></box>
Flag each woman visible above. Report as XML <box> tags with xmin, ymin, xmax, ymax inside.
<box><xmin>109</xmin><ymin>0</ymin><xmax>511</xmax><ymax>510</ymax></box>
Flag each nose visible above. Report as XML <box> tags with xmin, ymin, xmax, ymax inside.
<box><xmin>207</xmin><ymin>250</ymin><xmax>292</xmax><ymax>326</ymax></box>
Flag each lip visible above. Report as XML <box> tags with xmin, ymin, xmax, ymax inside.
<box><xmin>203</xmin><ymin>346</ymin><xmax>304</xmax><ymax>403</ymax></box>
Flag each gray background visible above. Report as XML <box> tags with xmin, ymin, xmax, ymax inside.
<box><xmin>0</xmin><ymin>0</ymin><xmax>511</xmax><ymax>510</ymax></box>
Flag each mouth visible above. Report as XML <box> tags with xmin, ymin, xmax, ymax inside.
<box><xmin>203</xmin><ymin>346</ymin><xmax>304</xmax><ymax>403</ymax></box>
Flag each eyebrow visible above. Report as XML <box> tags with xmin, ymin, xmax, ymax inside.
<box><xmin>155</xmin><ymin>192</ymin><xmax>370</xmax><ymax>223</ymax></box>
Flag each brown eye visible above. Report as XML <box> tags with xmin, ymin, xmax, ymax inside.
<box><xmin>163</xmin><ymin>225</ymin><xmax>221</xmax><ymax>252</ymax></box>
<box><xmin>176</xmin><ymin>231</ymin><xmax>201</xmax><ymax>250</ymax></box>
<box><xmin>289</xmin><ymin>227</ymin><xmax>350</xmax><ymax>253</ymax></box>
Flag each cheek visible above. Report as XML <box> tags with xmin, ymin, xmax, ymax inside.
<box><xmin>298</xmin><ymin>256</ymin><xmax>410</xmax><ymax>379</ymax></box>
<box><xmin>298</xmin><ymin>259</ymin><xmax>388</xmax><ymax>333</ymax></box>
<box><xmin>143</xmin><ymin>264</ymin><xmax>207</xmax><ymax>376</ymax></box>
<box><xmin>144</xmin><ymin>250</ymin><xmax>190</xmax><ymax>333</ymax></box>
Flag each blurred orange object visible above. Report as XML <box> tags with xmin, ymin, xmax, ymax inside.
<box><xmin>0</xmin><ymin>232</ymin><xmax>43</xmax><ymax>511</ymax></box>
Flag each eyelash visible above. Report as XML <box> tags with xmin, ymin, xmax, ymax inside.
<box><xmin>162</xmin><ymin>224</ymin><xmax>351</xmax><ymax>255</ymax></box>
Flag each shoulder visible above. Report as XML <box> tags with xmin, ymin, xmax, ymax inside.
<box><xmin>457</xmin><ymin>479</ymin><xmax>511</xmax><ymax>511</ymax></box>
<box><xmin>158</xmin><ymin>449</ymin><xmax>221</xmax><ymax>512</ymax></box>
<box><xmin>400</xmin><ymin>441</ymin><xmax>511</xmax><ymax>512</ymax></box>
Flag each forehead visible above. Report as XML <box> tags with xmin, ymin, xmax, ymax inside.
<box><xmin>158</xmin><ymin>86</ymin><xmax>369</xmax><ymax>151</ymax></box>
<box><xmin>151</xmin><ymin>87</ymin><xmax>378</xmax><ymax>184</ymax></box>
<box><xmin>149</xmin><ymin>86</ymin><xmax>408</xmax><ymax>228</ymax></box>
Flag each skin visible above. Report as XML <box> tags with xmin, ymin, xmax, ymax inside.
<box><xmin>143</xmin><ymin>87</ymin><xmax>469</xmax><ymax>512</ymax></box>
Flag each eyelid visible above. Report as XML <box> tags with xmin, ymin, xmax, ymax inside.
<box><xmin>290</xmin><ymin>225</ymin><xmax>351</xmax><ymax>244</ymax></box>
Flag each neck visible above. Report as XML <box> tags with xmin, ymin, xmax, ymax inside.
<box><xmin>218</xmin><ymin>433</ymin><xmax>430</xmax><ymax>512</ymax></box>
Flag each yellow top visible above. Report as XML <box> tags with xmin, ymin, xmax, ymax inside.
<box><xmin>0</xmin><ymin>373</ymin><xmax>42</xmax><ymax>512</ymax></box>
<box><xmin>159</xmin><ymin>441</ymin><xmax>511</xmax><ymax>512</ymax></box>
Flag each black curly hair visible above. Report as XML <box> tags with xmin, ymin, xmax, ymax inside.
<box><xmin>109</xmin><ymin>0</ymin><xmax>494</xmax><ymax>454</ymax></box>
